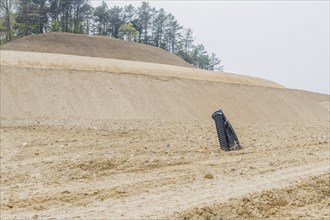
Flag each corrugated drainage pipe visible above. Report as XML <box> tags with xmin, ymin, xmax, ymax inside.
<box><xmin>212</xmin><ymin>109</ymin><xmax>241</xmax><ymax>151</ymax></box>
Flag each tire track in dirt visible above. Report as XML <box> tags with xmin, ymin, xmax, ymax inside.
<box><xmin>178</xmin><ymin>173</ymin><xmax>330</xmax><ymax>220</ymax></box>
<box><xmin>1</xmin><ymin>121</ymin><xmax>329</xmax><ymax>219</ymax></box>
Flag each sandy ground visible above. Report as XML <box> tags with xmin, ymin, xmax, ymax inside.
<box><xmin>1</xmin><ymin>119</ymin><xmax>329</xmax><ymax>219</ymax></box>
<box><xmin>179</xmin><ymin>173</ymin><xmax>330</xmax><ymax>220</ymax></box>
<box><xmin>1</xmin><ymin>35</ymin><xmax>329</xmax><ymax>219</ymax></box>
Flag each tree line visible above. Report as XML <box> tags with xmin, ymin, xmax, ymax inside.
<box><xmin>0</xmin><ymin>0</ymin><xmax>223</xmax><ymax>71</ymax></box>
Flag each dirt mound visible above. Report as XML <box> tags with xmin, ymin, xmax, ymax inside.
<box><xmin>1</xmin><ymin>50</ymin><xmax>328</xmax><ymax>123</ymax></box>
<box><xmin>0</xmin><ymin>32</ymin><xmax>192</xmax><ymax>68</ymax></box>
<box><xmin>1</xmin><ymin>40</ymin><xmax>329</xmax><ymax>219</ymax></box>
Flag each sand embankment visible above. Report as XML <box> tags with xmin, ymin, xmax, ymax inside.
<box><xmin>1</xmin><ymin>50</ymin><xmax>328</xmax><ymax>123</ymax></box>
<box><xmin>0</xmin><ymin>32</ymin><xmax>192</xmax><ymax>68</ymax></box>
<box><xmin>0</xmin><ymin>50</ymin><xmax>328</xmax><ymax>123</ymax></box>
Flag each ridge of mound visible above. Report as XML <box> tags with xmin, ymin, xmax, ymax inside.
<box><xmin>0</xmin><ymin>32</ymin><xmax>192</xmax><ymax>68</ymax></box>
<box><xmin>1</xmin><ymin>50</ymin><xmax>284</xmax><ymax>89</ymax></box>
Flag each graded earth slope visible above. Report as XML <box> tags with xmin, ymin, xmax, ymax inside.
<box><xmin>0</xmin><ymin>32</ymin><xmax>192</xmax><ymax>67</ymax></box>
<box><xmin>0</xmin><ymin>50</ymin><xmax>327</xmax><ymax>123</ymax></box>
<box><xmin>0</xmin><ymin>35</ymin><xmax>329</xmax><ymax>220</ymax></box>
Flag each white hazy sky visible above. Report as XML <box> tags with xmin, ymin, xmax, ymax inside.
<box><xmin>91</xmin><ymin>0</ymin><xmax>329</xmax><ymax>94</ymax></box>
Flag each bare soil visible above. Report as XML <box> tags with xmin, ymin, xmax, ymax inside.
<box><xmin>0</xmin><ymin>32</ymin><xmax>192</xmax><ymax>68</ymax></box>
<box><xmin>1</xmin><ymin>51</ymin><xmax>327</xmax><ymax>122</ymax></box>
<box><xmin>1</xmin><ymin>34</ymin><xmax>329</xmax><ymax>219</ymax></box>
<box><xmin>179</xmin><ymin>173</ymin><xmax>330</xmax><ymax>220</ymax></box>
<box><xmin>1</xmin><ymin>120</ymin><xmax>329</xmax><ymax>219</ymax></box>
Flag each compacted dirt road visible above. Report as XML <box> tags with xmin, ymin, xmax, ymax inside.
<box><xmin>1</xmin><ymin>119</ymin><xmax>329</xmax><ymax>219</ymax></box>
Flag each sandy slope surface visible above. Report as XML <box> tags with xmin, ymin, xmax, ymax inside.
<box><xmin>1</xmin><ymin>50</ymin><xmax>328</xmax><ymax>123</ymax></box>
<box><xmin>0</xmin><ymin>32</ymin><xmax>192</xmax><ymax>68</ymax></box>
<box><xmin>1</xmin><ymin>120</ymin><xmax>329</xmax><ymax>219</ymax></box>
<box><xmin>1</xmin><ymin>50</ymin><xmax>283</xmax><ymax>88</ymax></box>
<box><xmin>1</xmin><ymin>41</ymin><xmax>329</xmax><ymax>219</ymax></box>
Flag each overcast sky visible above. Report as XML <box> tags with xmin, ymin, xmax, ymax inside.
<box><xmin>91</xmin><ymin>1</ymin><xmax>329</xmax><ymax>94</ymax></box>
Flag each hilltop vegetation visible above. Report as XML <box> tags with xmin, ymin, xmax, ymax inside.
<box><xmin>0</xmin><ymin>0</ymin><xmax>223</xmax><ymax>71</ymax></box>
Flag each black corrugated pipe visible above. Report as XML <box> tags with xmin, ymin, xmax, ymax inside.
<box><xmin>212</xmin><ymin>109</ymin><xmax>241</xmax><ymax>151</ymax></box>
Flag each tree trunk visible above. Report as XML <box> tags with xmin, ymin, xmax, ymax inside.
<box><xmin>75</xmin><ymin>1</ymin><xmax>80</xmax><ymax>33</ymax></box>
<box><xmin>143</xmin><ymin>23</ymin><xmax>148</xmax><ymax>43</ymax></box>
<box><xmin>39</xmin><ymin>1</ymin><xmax>44</xmax><ymax>33</ymax></box>
<box><xmin>55</xmin><ymin>0</ymin><xmax>59</xmax><ymax>31</ymax></box>
<box><xmin>4</xmin><ymin>0</ymin><xmax>12</xmax><ymax>41</ymax></box>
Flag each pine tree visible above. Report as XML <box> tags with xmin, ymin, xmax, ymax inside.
<box><xmin>93</xmin><ymin>1</ymin><xmax>109</xmax><ymax>35</ymax></box>
<box><xmin>123</xmin><ymin>4</ymin><xmax>135</xmax><ymax>23</ymax></box>
<box><xmin>15</xmin><ymin>0</ymin><xmax>39</xmax><ymax>36</ymax></box>
<box><xmin>164</xmin><ymin>13</ymin><xmax>182</xmax><ymax>53</ymax></box>
<box><xmin>108</xmin><ymin>6</ymin><xmax>123</xmax><ymax>38</ymax></box>
<box><xmin>49</xmin><ymin>0</ymin><xmax>60</xmax><ymax>32</ymax></box>
<box><xmin>0</xmin><ymin>0</ymin><xmax>15</xmax><ymax>42</ymax></box>
<box><xmin>152</xmin><ymin>8</ymin><xmax>166</xmax><ymax>47</ymax></box>
<box><xmin>137</xmin><ymin>2</ymin><xmax>152</xmax><ymax>44</ymax></box>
